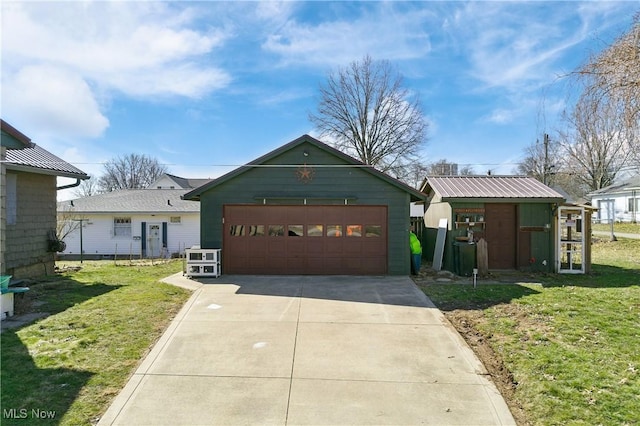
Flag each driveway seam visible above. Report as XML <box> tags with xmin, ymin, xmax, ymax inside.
<box><xmin>285</xmin><ymin>281</ymin><xmax>303</xmax><ymax>425</ymax></box>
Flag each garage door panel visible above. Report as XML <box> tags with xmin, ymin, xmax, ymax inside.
<box><xmin>223</xmin><ymin>205</ymin><xmax>387</xmax><ymax>275</ymax></box>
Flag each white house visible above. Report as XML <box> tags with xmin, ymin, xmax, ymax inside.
<box><xmin>57</xmin><ymin>174</ymin><xmax>210</xmax><ymax>259</ymax></box>
<box><xmin>588</xmin><ymin>175</ymin><xmax>640</xmax><ymax>223</ymax></box>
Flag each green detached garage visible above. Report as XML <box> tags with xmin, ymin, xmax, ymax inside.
<box><xmin>183</xmin><ymin>135</ymin><xmax>425</xmax><ymax>275</ymax></box>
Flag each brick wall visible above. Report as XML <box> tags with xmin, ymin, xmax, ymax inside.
<box><xmin>5</xmin><ymin>171</ymin><xmax>57</xmax><ymax>278</ymax></box>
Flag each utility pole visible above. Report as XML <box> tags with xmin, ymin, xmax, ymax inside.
<box><xmin>543</xmin><ymin>133</ymin><xmax>550</xmax><ymax>185</ymax></box>
<box><xmin>72</xmin><ymin>219</ymin><xmax>88</xmax><ymax>263</ymax></box>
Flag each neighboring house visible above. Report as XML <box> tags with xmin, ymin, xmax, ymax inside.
<box><xmin>183</xmin><ymin>134</ymin><xmax>426</xmax><ymax>275</ymax></box>
<box><xmin>421</xmin><ymin>176</ymin><xmax>572</xmax><ymax>274</ymax></box>
<box><xmin>58</xmin><ymin>187</ymin><xmax>202</xmax><ymax>259</ymax></box>
<box><xmin>588</xmin><ymin>175</ymin><xmax>640</xmax><ymax>223</ymax></box>
<box><xmin>1</xmin><ymin>119</ymin><xmax>89</xmax><ymax>278</ymax></box>
<box><xmin>149</xmin><ymin>173</ymin><xmax>211</xmax><ymax>190</ymax></box>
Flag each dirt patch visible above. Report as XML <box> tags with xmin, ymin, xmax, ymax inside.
<box><xmin>443</xmin><ymin>309</ymin><xmax>529</xmax><ymax>425</ymax></box>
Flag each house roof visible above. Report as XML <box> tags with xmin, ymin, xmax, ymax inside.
<box><xmin>421</xmin><ymin>175</ymin><xmax>565</xmax><ymax>202</ymax></box>
<box><xmin>588</xmin><ymin>175</ymin><xmax>640</xmax><ymax>197</ymax></box>
<box><xmin>5</xmin><ymin>143</ymin><xmax>89</xmax><ymax>179</ymax></box>
<box><xmin>1</xmin><ymin>119</ymin><xmax>33</xmax><ymax>149</ymax></box>
<box><xmin>58</xmin><ymin>189</ymin><xmax>200</xmax><ymax>213</ymax></box>
<box><xmin>152</xmin><ymin>173</ymin><xmax>212</xmax><ymax>189</ymax></box>
<box><xmin>183</xmin><ymin>134</ymin><xmax>426</xmax><ymax>202</ymax></box>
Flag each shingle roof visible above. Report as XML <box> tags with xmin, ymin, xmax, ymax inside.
<box><xmin>163</xmin><ymin>173</ymin><xmax>212</xmax><ymax>189</ymax></box>
<box><xmin>5</xmin><ymin>144</ymin><xmax>88</xmax><ymax>178</ymax></box>
<box><xmin>58</xmin><ymin>189</ymin><xmax>200</xmax><ymax>213</ymax></box>
<box><xmin>423</xmin><ymin>176</ymin><xmax>565</xmax><ymax>200</ymax></box>
<box><xmin>588</xmin><ymin>175</ymin><xmax>640</xmax><ymax>196</ymax></box>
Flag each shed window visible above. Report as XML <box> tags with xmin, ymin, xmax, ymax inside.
<box><xmin>114</xmin><ymin>217</ymin><xmax>132</xmax><ymax>237</ymax></box>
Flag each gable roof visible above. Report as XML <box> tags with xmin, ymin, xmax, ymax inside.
<box><xmin>5</xmin><ymin>143</ymin><xmax>89</xmax><ymax>179</ymax></box>
<box><xmin>183</xmin><ymin>134</ymin><xmax>426</xmax><ymax>202</ymax></box>
<box><xmin>587</xmin><ymin>175</ymin><xmax>640</xmax><ymax>197</ymax></box>
<box><xmin>58</xmin><ymin>189</ymin><xmax>200</xmax><ymax>213</ymax></box>
<box><xmin>422</xmin><ymin>175</ymin><xmax>565</xmax><ymax>202</ymax></box>
<box><xmin>150</xmin><ymin>173</ymin><xmax>212</xmax><ymax>189</ymax></box>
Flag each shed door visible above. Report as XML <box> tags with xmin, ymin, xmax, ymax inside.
<box><xmin>223</xmin><ymin>205</ymin><xmax>387</xmax><ymax>275</ymax></box>
<box><xmin>484</xmin><ymin>204</ymin><xmax>517</xmax><ymax>269</ymax></box>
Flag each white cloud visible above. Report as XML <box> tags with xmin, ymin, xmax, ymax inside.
<box><xmin>485</xmin><ymin>108</ymin><xmax>516</xmax><ymax>125</ymax></box>
<box><xmin>2</xmin><ymin>65</ymin><xmax>109</xmax><ymax>138</ymax></box>
<box><xmin>262</xmin><ymin>4</ymin><xmax>432</xmax><ymax>67</ymax></box>
<box><xmin>1</xmin><ymin>1</ymin><xmax>231</xmax><ymax>139</ymax></box>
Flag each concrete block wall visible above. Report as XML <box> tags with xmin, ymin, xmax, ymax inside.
<box><xmin>1</xmin><ymin>146</ymin><xmax>6</xmax><ymax>275</ymax></box>
<box><xmin>5</xmin><ymin>171</ymin><xmax>57</xmax><ymax>278</ymax></box>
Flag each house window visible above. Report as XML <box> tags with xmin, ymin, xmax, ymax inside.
<box><xmin>628</xmin><ymin>198</ymin><xmax>639</xmax><ymax>212</ymax></box>
<box><xmin>114</xmin><ymin>217</ymin><xmax>132</xmax><ymax>237</ymax></box>
<box><xmin>170</xmin><ymin>216</ymin><xmax>181</xmax><ymax>224</ymax></box>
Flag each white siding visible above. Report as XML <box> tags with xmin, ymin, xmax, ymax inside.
<box><xmin>151</xmin><ymin>176</ymin><xmax>181</xmax><ymax>189</ymax></box>
<box><xmin>60</xmin><ymin>213</ymin><xmax>200</xmax><ymax>257</ymax></box>
<box><xmin>591</xmin><ymin>193</ymin><xmax>640</xmax><ymax>223</ymax></box>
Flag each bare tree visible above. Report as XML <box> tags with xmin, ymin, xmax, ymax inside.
<box><xmin>558</xmin><ymin>90</ymin><xmax>632</xmax><ymax>192</ymax></box>
<box><xmin>570</xmin><ymin>15</ymin><xmax>640</xmax><ymax>173</ymax></box>
<box><xmin>516</xmin><ymin>134</ymin><xmax>562</xmax><ymax>186</ymax></box>
<box><xmin>576</xmin><ymin>15</ymin><xmax>639</xmax><ymax>132</ymax></box>
<box><xmin>459</xmin><ymin>165</ymin><xmax>476</xmax><ymax>176</ymax></box>
<box><xmin>73</xmin><ymin>177</ymin><xmax>100</xmax><ymax>198</ymax></box>
<box><xmin>309</xmin><ymin>55</ymin><xmax>427</xmax><ymax>179</ymax></box>
<box><xmin>56</xmin><ymin>205</ymin><xmax>86</xmax><ymax>241</ymax></box>
<box><xmin>402</xmin><ymin>162</ymin><xmax>430</xmax><ymax>189</ymax></box>
<box><xmin>98</xmin><ymin>154</ymin><xmax>168</xmax><ymax>192</ymax></box>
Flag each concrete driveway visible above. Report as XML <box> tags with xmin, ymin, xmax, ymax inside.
<box><xmin>99</xmin><ymin>275</ymin><xmax>515</xmax><ymax>425</ymax></box>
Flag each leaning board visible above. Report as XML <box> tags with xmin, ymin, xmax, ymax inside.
<box><xmin>432</xmin><ymin>218</ymin><xmax>448</xmax><ymax>271</ymax></box>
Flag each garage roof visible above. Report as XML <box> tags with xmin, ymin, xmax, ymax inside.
<box><xmin>422</xmin><ymin>175</ymin><xmax>565</xmax><ymax>202</ymax></box>
<box><xmin>184</xmin><ymin>134</ymin><xmax>426</xmax><ymax>202</ymax></box>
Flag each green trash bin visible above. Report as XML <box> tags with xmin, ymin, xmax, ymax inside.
<box><xmin>0</xmin><ymin>275</ymin><xmax>11</xmax><ymax>290</ymax></box>
<box><xmin>453</xmin><ymin>242</ymin><xmax>476</xmax><ymax>277</ymax></box>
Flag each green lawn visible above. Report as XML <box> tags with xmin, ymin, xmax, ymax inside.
<box><xmin>592</xmin><ymin>222</ymin><xmax>640</xmax><ymax>235</ymax></box>
<box><xmin>420</xmin><ymin>239</ymin><xmax>640</xmax><ymax>425</ymax></box>
<box><xmin>1</xmin><ymin>260</ymin><xmax>190</xmax><ymax>426</ymax></box>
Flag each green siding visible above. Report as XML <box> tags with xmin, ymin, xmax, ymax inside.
<box><xmin>198</xmin><ymin>141</ymin><xmax>414</xmax><ymax>275</ymax></box>
<box><xmin>424</xmin><ymin>201</ymin><xmax>557</xmax><ymax>273</ymax></box>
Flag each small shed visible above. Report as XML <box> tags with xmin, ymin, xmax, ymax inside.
<box><xmin>183</xmin><ymin>134</ymin><xmax>426</xmax><ymax>275</ymax></box>
<box><xmin>421</xmin><ymin>176</ymin><xmax>567</xmax><ymax>274</ymax></box>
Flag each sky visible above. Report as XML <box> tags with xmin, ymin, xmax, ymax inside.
<box><xmin>2</xmin><ymin>1</ymin><xmax>638</xmax><ymax>200</ymax></box>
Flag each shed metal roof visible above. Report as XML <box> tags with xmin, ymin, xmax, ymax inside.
<box><xmin>5</xmin><ymin>144</ymin><xmax>88</xmax><ymax>179</ymax></box>
<box><xmin>422</xmin><ymin>176</ymin><xmax>565</xmax><ymax>201</ymax></box>
<box><xmin>57</xmin><ymin>189</ymin><xmax>200</xmax><ymax>213</ymax></box>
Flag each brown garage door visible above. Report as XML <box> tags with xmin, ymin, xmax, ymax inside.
<box><xmin>223</xmin><ymin>205</ymin><xmax>387</xmax><ymax>275</ymax></box>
